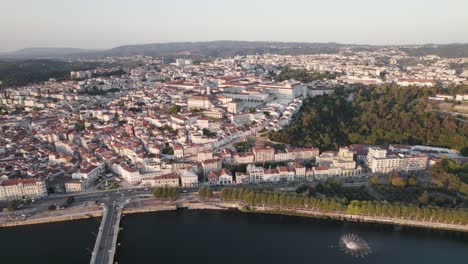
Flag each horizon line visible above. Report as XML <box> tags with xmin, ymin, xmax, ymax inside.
<box><xmin>2</xmin><ymin>40</ymin><xmax>468</xmax><ymax>53</ymax></box>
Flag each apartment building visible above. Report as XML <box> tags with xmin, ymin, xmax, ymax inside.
<box><xmin>0</xmin><ymin>179</ymin><xmax>47</xmax><ymax>201</ymax></box>
<box><xmin>252</xmin><ymin>147</ymin><xmax>275</xmax><ymax>163</ymax></box>
<box><xmin>142</xmin><ymin>173</ymin><xmax>180</xmax><ymax>188</ymax></box>
<box><xmin>367</xmin><ymin>147</ymin><xmax>428</xmax><ymax>173</ymax></box>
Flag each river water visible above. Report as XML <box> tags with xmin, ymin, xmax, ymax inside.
<box><xmin>1</xmin><ymin>210</ymin><xmax>467</xmax><ymax>264</ymax></box>
<box><xmin>0</xmin><ymin>218</ymin><xmax>99</xmax><ymax>264</ymax></box>
<box><xmin>115</xmin><ymin>210</ymin><xmax>468</xmax><ymax>264</ymax></box>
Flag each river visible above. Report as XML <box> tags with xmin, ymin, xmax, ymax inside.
<box><xmin>1</xmin><ymin>210</ymin><xmax>467</xmax><ymax>264</ymax></box>
<box><xmin>116</xmin><ymin>210</ymin><xmax>468</xmax><ymax>264</ymax></box>
<box><xmin>0</xmin><ymin>218</ymin><xmax>99</xmax><ymax>264</ymax></box>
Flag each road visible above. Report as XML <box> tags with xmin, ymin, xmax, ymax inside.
<box><xmin>92</xmin><ymin>200</ymin><xmax>117</xmax><ymax>264</ymax></box>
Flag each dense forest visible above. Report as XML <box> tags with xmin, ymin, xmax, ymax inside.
<box><xmin>430</xmin><ymin>159</ymin><xmax>468</xmax><ymax>195</ymax></box>
<box><xmin>276</xmin><ymin>66</ymin><xmax>338</xmax><ymax>82</ymax></box>
<box><xmin>269</xmin><ymin>85</ymin><xmax>468</xmax><ymax>151</ymax></box>
<box><xmin>0</xmin><ymin>60</ymin><xmax>115</xmax><ymax>87</ymax></box>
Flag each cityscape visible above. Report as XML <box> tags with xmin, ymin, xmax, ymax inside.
<box><xmin>0</xmin><ymin>0</ymin><xmax>467</xmax><ymax>264</ymax></box>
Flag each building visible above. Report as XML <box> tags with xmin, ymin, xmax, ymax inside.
<box><xmin>0</xmin><ymin>179</ymin><xmax>47</xmax><ymax>201</ymax></box>
<box><xmin>188</xmin><ymin>95</ymin><xmax>213</xmax><ymax>110</ymax></box>
<box><xmin>113</xmin><ymin>163</ymin><xmax>141</xmax><ymax>185</ymax></box>
<box><xmin>252</xmin><ymin>147</ymin><xmax>275</xmax><ymax>163</ymax></box>
<box><xmin>202</xmin><ymin>158</ymin><xmax>222</xmax><ymax>176</ymax></box>
<box><xmin>207</xmin><ymin>169</ymin><xmax>233</xmax><ymax>185</ymax></box>
<box><xmin>71</xmin><ymin>163</ymin><xmax>105</xmax><ymax>189</ymax></box>
<box><xmin>315</xmin><ymin>147</ymin><xmax>362</xmax><ymax>178</ymax></box>
<box><xmin>142</xmin><ymin>173</ymin><xmax>180</xmax><ymax>188</ymax></box>
<box><xmin>70</xmin><ymin>71</ymin><xmax>92</xmax><ymax>79</ymax></box>
<box><xmin>366</xmin><ymin>147</ymin><xmax>428</xmax><ymax>173</ymax></box>
<box><xmin>180</xmin><ymin>170</ymin><xmax>199</xmax><ymax>188</ymax></box>
<box><xmin>246</xmin><ymin>164</ymin><xmax>265</xmax><ymax>182</ymax></box>
<box><xmin>197</xmin><ymin>150</ymin><xmax>213</xmax><ymax>162</ymax></box>
<box><xmin>65</xmin><ymin>180</ymin><xmax>84</xmax><ymax>193</ymax></box>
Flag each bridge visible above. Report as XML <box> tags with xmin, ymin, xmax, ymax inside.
<box><xmin>90</xmin><ymin>198</ymin><xmax>129</xmax><ymax>264</ymax></box>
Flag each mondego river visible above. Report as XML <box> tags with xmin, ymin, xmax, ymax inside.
<box><xmin>116</xmin><ymin>210</ymin><xmax>468</xmax><ymax>264</ymax></box>
<box><xmin>0</xmin><ymin>218</ymin><xmax>100</xmax><ymax>264</ymax></box>
<box><xmin>1</xmin><ymin>210</ymin><xmax>467</xmax><ymax>264</ymax></box>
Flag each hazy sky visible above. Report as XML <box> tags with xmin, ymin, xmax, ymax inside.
<box><xmin>1</xmin><ymin>0</ymin><xmax>467</xmax><ymax>51</ymax></box>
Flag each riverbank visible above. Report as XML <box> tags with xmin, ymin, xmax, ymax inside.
<box><xmin>2</xmin><ymin>198</ymin><xmax>468</xmax><ymax>233</ymax></box>
<box><xmin>0</xmin><ymin>210</ymin><xmax>102</xmax><ymax>228</ymax></box>
<box><xmin>243</xmin><ymin>205</ymin><xmax>468</xmax><ymax>233</ymax></box>
<box><xmin>121</xmin><ymin>200</ymin><xmax>468</xmax><ymax>233</ymax></box>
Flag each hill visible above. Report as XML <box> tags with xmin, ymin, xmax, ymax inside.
<box><xmin>2</xmin><ymin>42</ymin><xmax>468</xmax><ymax>59</ymax></box>
<box><xmin>100</xmin><ymin>41</ymin><xmax>345</xmax><ymax>58</ymax></box>
<box><xmin>268</xmin><ymin>85</ymin><xmax>468</xmax><ymax>151</ymax></box>
<box><xmin>0</xmin><ymin>59</ymin><xmax>101</xmax><ymax>87</ymax></box>
<box><xmin>0</xmin><ymin>48</ymin><xmax>96</xmax><ymax>59</ymax></box>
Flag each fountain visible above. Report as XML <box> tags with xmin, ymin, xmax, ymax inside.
<box><xmin>339</xmin><ymin>233</ymin><xmax>372</xmax><ymax>257</ymax></box>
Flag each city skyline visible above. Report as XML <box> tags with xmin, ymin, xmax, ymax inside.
<box><xmin>1</xmin><ymin>0</ymin><xmax>468</xmax><ymax>51</ymax></box>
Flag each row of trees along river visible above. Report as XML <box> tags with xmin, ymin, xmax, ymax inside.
<box><xmin>219</xmin><ymin>188</ymin><xmax>468</xmax><ymax>225</ymax></box>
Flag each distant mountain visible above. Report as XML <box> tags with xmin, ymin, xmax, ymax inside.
<box><xmin>399</xmin><ymin>44</ymin><xmax>468</xmax><ymax>58</ymax></box>
<box><xmin>0</xmin><ymin>47</ymin><xmax>97</xmax><ymax>59</ymax></box>
<box><xmin>100</xmin><ymin>41</ymin><xmax>346</xmax><ymax>58</ymax></box>
<box><xmin>1</xmin><ymin>41</ymin><xmax>468</xmax><ymax>59</ymax></box>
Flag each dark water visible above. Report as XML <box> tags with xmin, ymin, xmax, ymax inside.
<box><xmin>0</xmin><ymin>218</ymin><xmax>99</xmax><ymax>264</ymax></box>
<box><xmin>116</xmin><ymin>210</ymin><xmax>468</xmax><ymax>264</ymax></box>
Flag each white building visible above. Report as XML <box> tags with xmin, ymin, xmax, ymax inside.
<box><xmin>180</xmin><ymin>170</ymin><xmax>199</xmax><ymax>188</ymax></box>
<box><xmin>0</xmin><ymin>179</ymin><xmax>47</xmax><ymax>201</ymax></box>
<box><xmin>367</xmin><ymin>147</ymin><xmax>428</xmax><ymax>173</ymax></box>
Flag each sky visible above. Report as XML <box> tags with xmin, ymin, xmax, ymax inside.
<box><xmin>1</xmin><ymin>0</ymin><xmax>468</xmax><ymax>51</ymax></box>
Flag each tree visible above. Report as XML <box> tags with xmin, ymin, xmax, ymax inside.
<box><xmin>408</xmin><ymin>177</ymin><xmax>417</xmax><ymax>186</ymax></box>
<box><xmin>389</xmin><ymin>170</ymin><xmax>399</xmax><ymax>182</ymax></box>
<box><xmin>162</xmin><ymin>146</ymin><xmax>174</xmax><ymax>155</ymax></box>
<box><xmin>418</xmin><ymin>190</ymin><xmax>430</xmax><ymax>205</ymax></box>
<box><xmin>168</xmin><ymin>105</ymin><xmax>181</xmax><ymax>114</ymax></box>
<box><xmin>460</xmin><ymin>147</ymin><xmax>468</xmax><ymax>157</ymax></box>
<box><xmin>66</xmin><ymin>196</ymin><xmax>75</xmax><ymax>205</ymax></box>
<box><xmin>202</xmin><ymin>128</ymin><xmax>216</xmax><ymax>137</ymax></box>
<box><xmin>370</xmin><ymin>175</ymin><xmax>380</xmax><ymax>185</ymax></box>
<box><xmin>74</xmin><ymin>122</ymin><xmax>85</xmax><ymax>132</ymax></box>
<box><xmin>391</xmin><ymin>176</ymin><xmax>407</xmax><ymax>187</ymax></box>
<box><xmin>153</xmin><ymin>188</ymin><xmax>162</xmax><ymax>198</ymax></box>
<box><xmin>7</xmin><ymin>200</ymin><xmax>21</xmax><ymax>212</ymax></box>
<box><xmin>198</xmin><ymin>186</ymin><xmax>213</xmax><ymax>200</ymax></box>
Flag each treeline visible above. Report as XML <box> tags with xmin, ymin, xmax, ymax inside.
<box><xmin>153</xmin><ymin>187</ymin><xmax>179</xmax><ymax>199</ymax></box>
<box><xmin>219</xmin><ymin>188</ymin><xmax>468</xmax><ymax>224</ymax></box>
<box><xmin>269</xmin><ymin>84</ymin><xmax>468</xmax><ymax>151</ymax></box>
<box><xmin>198</xmin><ymin>186</ymin><xmax>213</xmax><ymax>200</ymax></box>
<box><xmin>277</xmin><ymin>66</ymin><xmax>337</xmax><ymax>82</ymax></box>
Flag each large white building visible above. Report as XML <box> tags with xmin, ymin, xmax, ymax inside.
<box><xmin>142</xmin><ymin>173</ymin><xmax>180</xmax><ymax>188</ymax></box>
<box><xmin>187</xmin><ymin>95</ymin><xmax>213</xmax><ymax>110</ymax></box>
<box><xmin>0</xmin><ymin>179</ymin><xmax>47</xmax><ymax>201</ymax></box>
<box><xmin>367</xmin><ymin>147</ymin><xmax>428</xmax><ymax>173</ymax></box>
<box><xmin>258</xmin><ymin>81</ymin><xmax>305</xmax><ymax>103</ymax></box>
<box><xmin>180</xmin><ymin>170</ymin><xmax>199</xmax><ymax>188</ymax></box>
<box><xmin>113</xmin><ymin>163</ymin><xmax>141</xmax><ymax>184</ymax></box>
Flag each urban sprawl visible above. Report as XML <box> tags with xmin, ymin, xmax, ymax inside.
<box><xmin>1</xmin><ymin>49</ymin><xmax>468</xmax><ymax>201</ymax></box>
